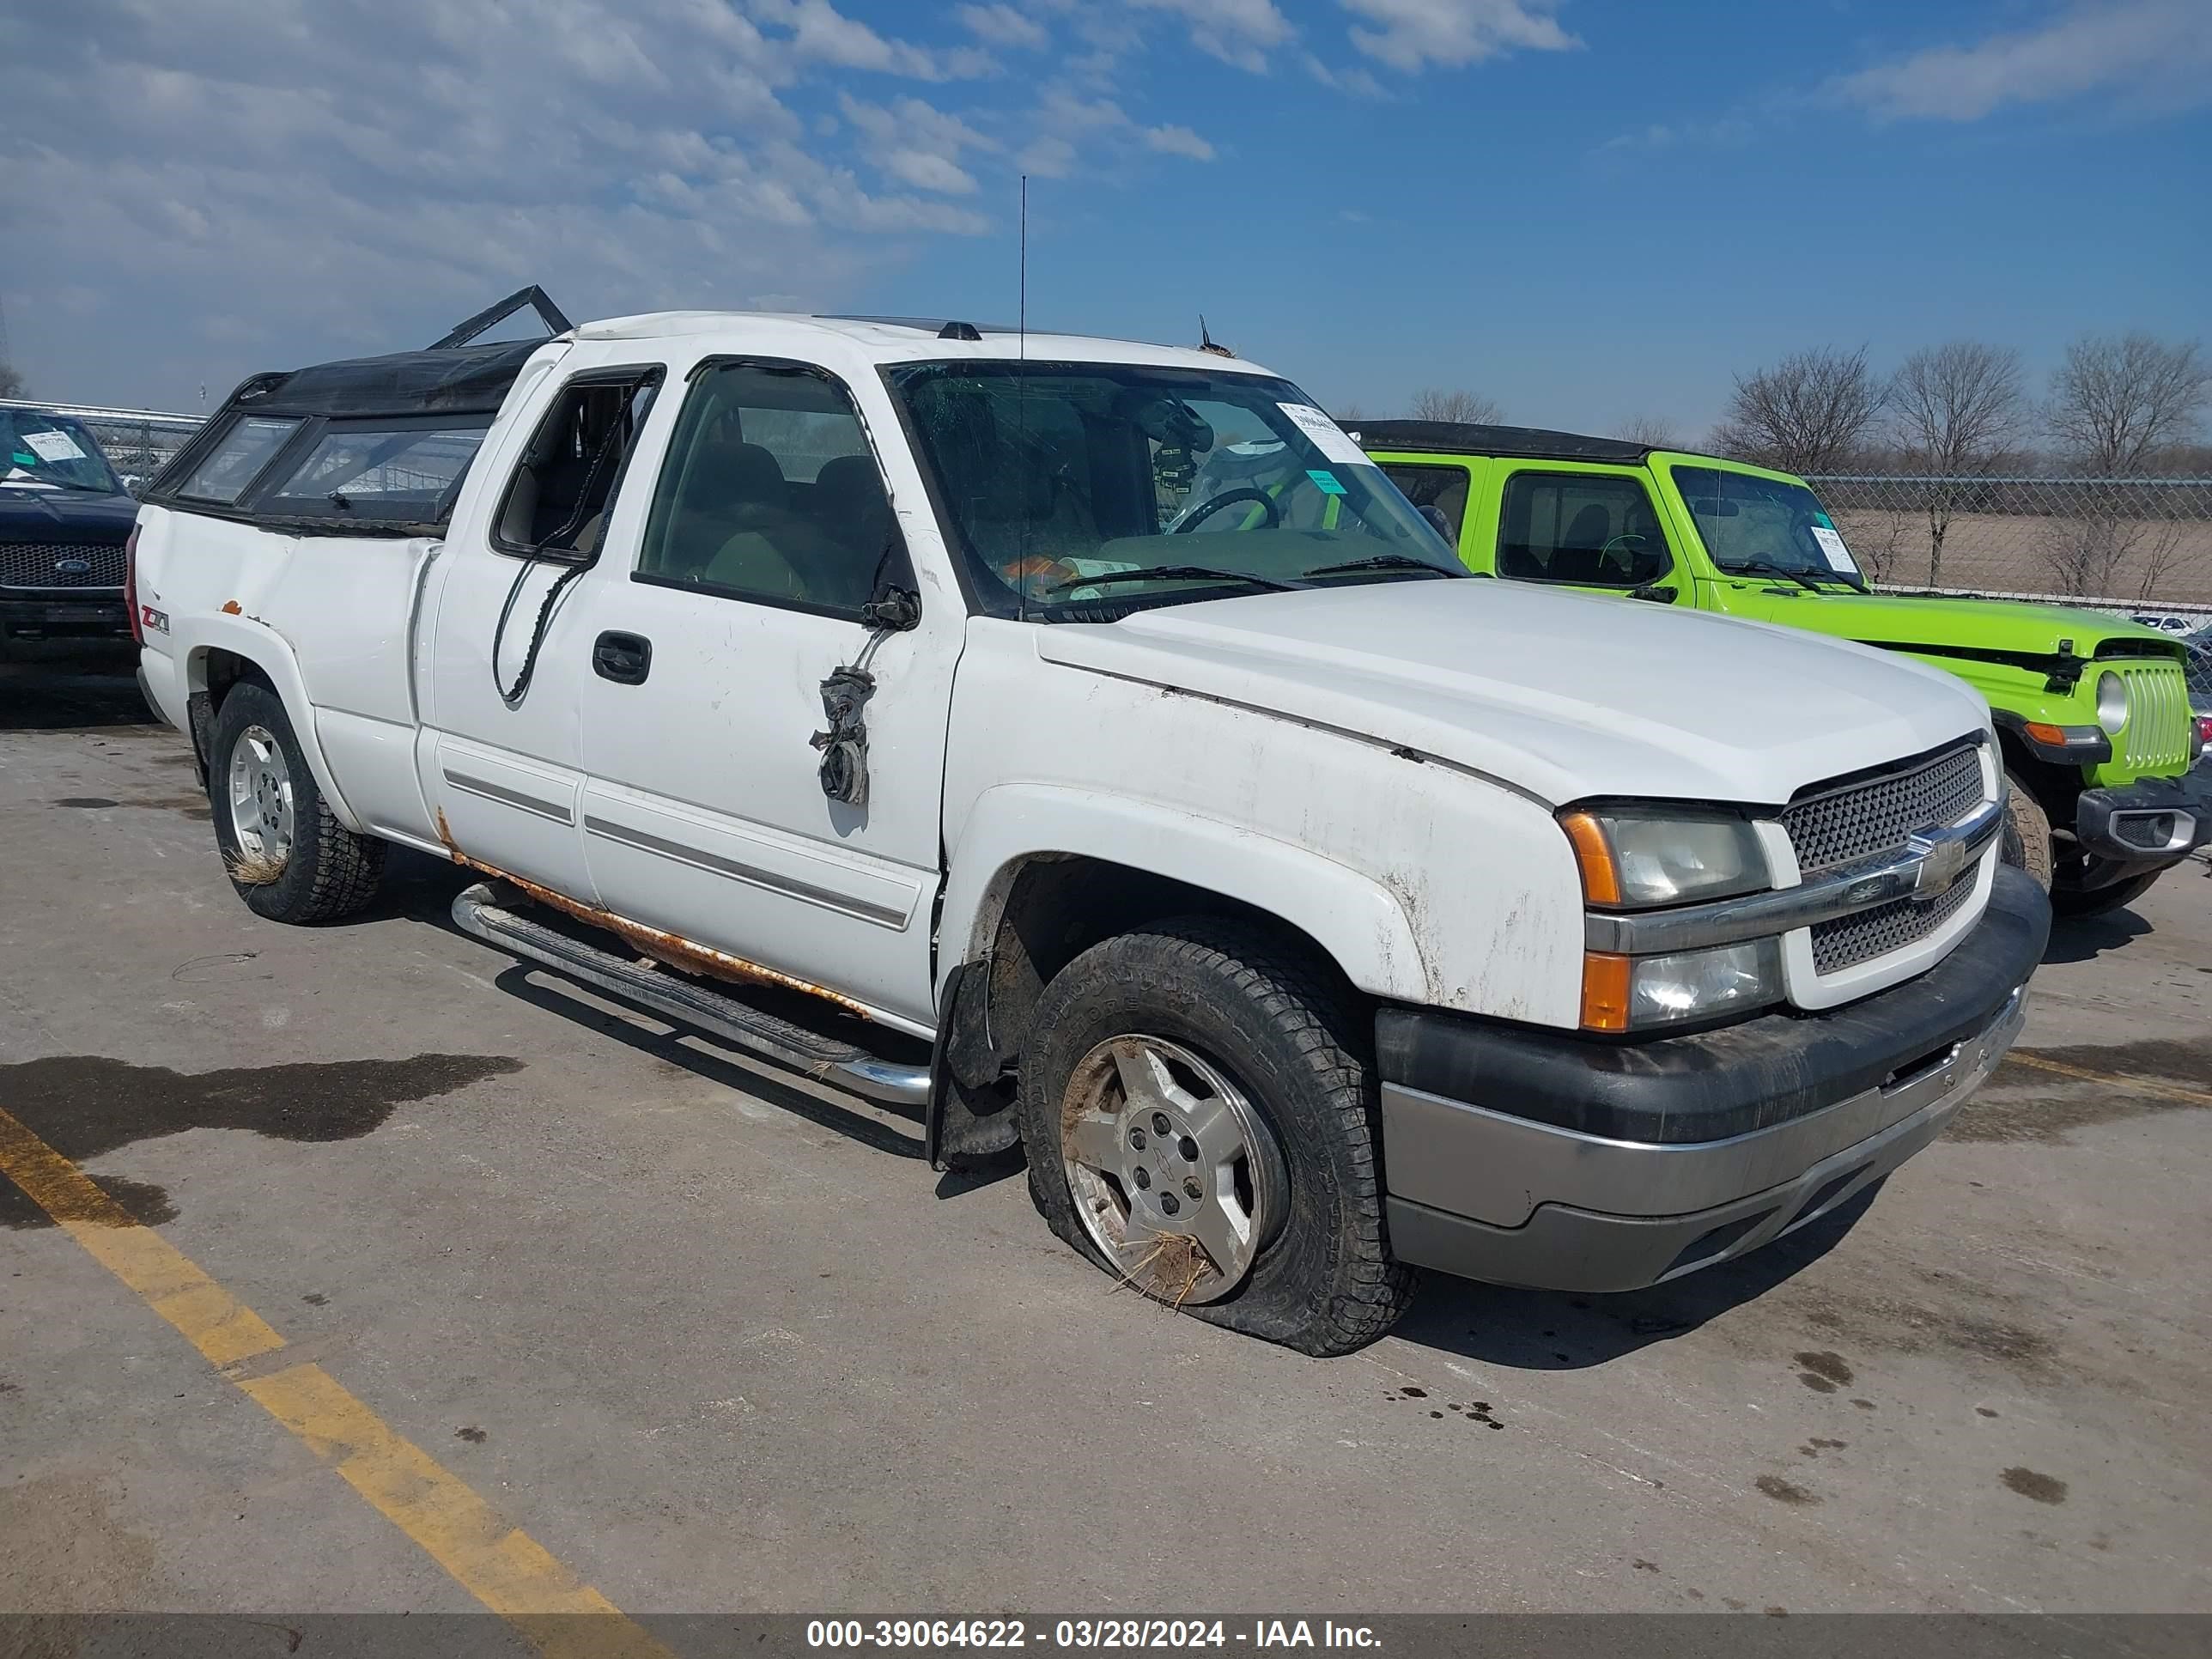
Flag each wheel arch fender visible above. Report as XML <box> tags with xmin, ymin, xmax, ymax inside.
<box><xmin>938</xmin><ymin>784</ymin><xmax>1431</xmax><ymax>1014</ymax></box>
<box><xmin>183</xmin><ymin>618</ymin><xmax>365</xmax><ymax>832</ymax></box>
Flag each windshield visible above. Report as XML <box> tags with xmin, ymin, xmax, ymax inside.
<box><xmin>0</xmin><ymin>410</ymin><xmax>123</xmax><ymax>495</ymax></box>
<box><xmin>888</xmin><ymin>362</ymin><xmax>1462</xmax><ymax>617</ymax></box>
<box><xmin>1671</xmin><ymin>465</ymin><xmax>1863</xmax><ymax>586</ymax></box>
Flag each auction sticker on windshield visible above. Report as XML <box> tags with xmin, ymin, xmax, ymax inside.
<box><xmin>1277</xmin><ymin>404</ymin><xmax>1372</xmax><ymax>468</ymax></box>
<box><xmin>1809</xmin><ymin>525</ymin><xmax>1858</xmax><ymax>575</ymax></box>
<box><xmin>24</xmin><ymin>430</ymin><xmax>88</xmax><ymax>463</ymax></box>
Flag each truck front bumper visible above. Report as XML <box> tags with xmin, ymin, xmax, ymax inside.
<box><xmin>0</xmin><ymin>592</ymin><xmax>133</xmax><ymax>659</ymax></box>
<box><xmin>1376</xmin><ymin>864</ymin><xmax>2048</xmax><ymax>1293</ymax></box>
<box><xmin>2073</xmin><ymin>768</ymin><xmax>2210</xmax><ymax>872</ymax></box>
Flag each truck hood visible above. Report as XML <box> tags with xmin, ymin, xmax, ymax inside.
<box><xmin>0</xmin><ymin>485</ymin><xmax>138</xmax><ymax>543</ymax></box>
<box><xmin>1034</xmin><ymin>580</ymin><xmax>1990</xmax><ymax>807</ymax></box>
<box><xmin>1723</xmin><ymin>586</ymin><xmax>2180</xmax><ymax>660</ymax></box>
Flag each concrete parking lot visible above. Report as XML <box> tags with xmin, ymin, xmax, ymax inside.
<box><xmin>3</xmin><ymin>665</ymin><xmax>2208</xmax><ymax>1624</ymax></box>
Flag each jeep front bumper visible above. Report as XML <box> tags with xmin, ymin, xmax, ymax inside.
<box><xmin>2073</xmin><ymin>769</ymin><xmax>2210</xmax><ymax>870</ymax></box>
<box><xmin>1375</xmin><ymin>863</ymin><xmax>2049</xmax><ymax>1293</ymax></box>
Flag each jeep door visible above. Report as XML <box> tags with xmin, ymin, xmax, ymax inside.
<box><xmin>1485</xmin><ymin>464</ymin><xmax>1684</xmax><ymax>605</ymax></box>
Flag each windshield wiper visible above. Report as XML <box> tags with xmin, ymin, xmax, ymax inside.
<box><xmin>1723</xmin><ymin>558</ymin><xmax>1831</xmax><ymax>593</ymax></box>
<box><xmin>1043</xmin><ymin>565</ymin><xmax>1305</xmax><ymax>595</ymax></box>
<box><xmin>1301</xmin><ymin>552</ymin><xmax>1460</xmax><ymax>580</ymax></box>
<box><xmin>4</xmin><ymin>475</ymin><xmax>112</xmax><ymax>494</ymax></box>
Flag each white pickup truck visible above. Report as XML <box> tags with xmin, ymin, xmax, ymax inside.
<box><xmin>131</xmin><ymin>310</ymin><xmax>2048</xmax><ymax>1353</ymax></box>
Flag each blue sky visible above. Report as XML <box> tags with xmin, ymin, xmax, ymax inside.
<box><xmin>3</xmin><ymin>0</ymin><xmax>2206</xmax><ymax>437</ymax></box>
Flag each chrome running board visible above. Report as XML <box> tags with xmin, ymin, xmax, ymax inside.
<box><xmin>450</xmin><ymin>882</ymin><xmax>930</xmax><ymax>1108</ymax></box>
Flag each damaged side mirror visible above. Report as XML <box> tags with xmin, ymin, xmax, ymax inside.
<box><xmin>860</xmin><ymin>586</ymin><xmax>921</xmax><ymax>632</ymax></box>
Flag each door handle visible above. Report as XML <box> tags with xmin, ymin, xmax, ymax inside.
<box><xmin>592</xmin><ymin>631</ymin><xmax>652</xmax><ymax>684</ymax></box>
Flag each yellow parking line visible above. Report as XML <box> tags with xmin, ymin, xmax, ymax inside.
<box><xmin>2002</xmin><ymin>1051</ymin><xmax>2212</xmax><ymax>1108</ymax></box>
<box><xmin>0</xmin><ymin>1104</ymin><xmax>673</xmax><ymax>1659</ymax></box>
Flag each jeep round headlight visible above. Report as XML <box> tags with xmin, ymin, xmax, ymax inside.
<box><xmin>2095</xmin><ymin>671</ymin><xmax>2128</xmax><ymax>735</ymax></box>
<box><xmin>1559</xmin><ymin>809</ymin><xmax>1769</xmax><ymax>907</ymax></box>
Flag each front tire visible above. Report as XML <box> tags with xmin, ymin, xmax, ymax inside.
<box><xmin>1016</xmin><ymin>917</ymin><xmax>1413</xmax><ymax>1356</ymax></box>
<box><xmin>209</xmin><ymin>681</ymin><xmax>384</xmax><ymax>924</ymax></box>
<box><xmin>1999</xmin><ymin>770</ymin><xmax>2053</xmax><ymax>892</ymax></box>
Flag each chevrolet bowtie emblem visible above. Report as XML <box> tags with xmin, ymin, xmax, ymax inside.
<box><xmin>1910</xmin><ymin>830</ymin><xmax>1968</xmax><ymax>901</ymax></box>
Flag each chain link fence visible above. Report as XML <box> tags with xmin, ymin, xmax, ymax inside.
<box><xmin>1806</xmin><ymin>475</ymin><xmax>2212</xmax><ymax>605</ymax></box>
<box><xmin>1806</xmin><ymin>474</ymin><xmax>2212</xmax><ymax>709</ymax></box>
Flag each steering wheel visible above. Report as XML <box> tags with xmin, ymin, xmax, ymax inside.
<box><xmin>1601</xmin><ymin>532</ymin><xmax>1654</xmax><ymax>575</ymax></box>
<box><xmin>1176</xmin><ymin>488</ymin><xmax>1279</xmax><ymax>532</ymax></box>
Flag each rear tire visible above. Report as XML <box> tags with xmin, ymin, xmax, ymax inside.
<box><xmin>1999</xmin><ymin>771</ymin><xmax>2053</xmax><ymax>892</ymax></box>
<box><xmin>1016</xmin><ymin>916</ymin><xmax>1413</xmax><ymax>1357</ymax></box>
<box><xmin>209</xmin><ymin>681</ymin><xmax>384</xmax><ymax>924</ymax></box>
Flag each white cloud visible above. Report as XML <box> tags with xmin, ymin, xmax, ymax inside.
<box><xmin>840</xmin><ymin>92</ymin><xmax>997</xmax><ymax>195</ymax></box>
<box><xmin>1834</xmin><ymin>0</ymin><xmax>2212</xmax><ymax>121</ymax></box>
<box><xmin>1013</xmin><ymin>87</ymin><xmax>1217</xmax><ymax>176</ymax></box>
<box><xmin>1339</xmin><ymin>0</ymin><xmax>1577</xmax><ymax>73</ymax></box>
<box><xmin>1143</xmin><ymin>125</ymin><xmax>1217</xmax><ymax>161</ymax></box>
<box><xmin>1130</xmin><ymin>0</ymin><xmax>1296</xmax><ymax>74</ymax></box>
<box><xmin>1017</xmin><ymin>135</ymin><xmax>1080</xmax><ymax>178</ymax></box>
<box><xmin>1303</xmin><ymin>52</ymin><xmax>1388</xmax><ymax>98</ymax></box>
<box><xmin>747</xmin><ymin>0</ymin><xmax>996</xmax><ymax>82</ymax></box>
<box><xmin>955</xmin><ymin>3</ymin><xmax>1049</xmax><ymax>51</ymax></box>
<box><xmin>1598</xmin><ymin>116</ymin><xmax>1751</xmax><ymax>153</ymax></box>
<box><xmin>0</xmin><ymin>0</ymin><xmax>1000</xmax><ymax>406</ymax></box>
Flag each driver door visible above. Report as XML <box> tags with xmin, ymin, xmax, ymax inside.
<box><xmin>1491</xmin><ymin>466</ymin><xmax>1680</xmax><ymax>605</ymax></box>
<box><xmin>571</xmin><ymin>356</ymin><xmax>956</xmax><ymax>1030</ymax></box>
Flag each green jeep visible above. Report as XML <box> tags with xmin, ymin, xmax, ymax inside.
<box><xmin>1354</xmin><ymin>420</ymin><xmax>2208</xmax><ymax>916</ymax></box>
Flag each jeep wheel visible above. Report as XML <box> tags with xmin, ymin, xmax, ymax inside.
<box><xmin>209</xmin><ymin>681</ymin><xmax>385</xmax><ymax>924</ymax></box>
<box><xmin>2051</xmin><ymin>864</ymin><xmax>2162</xmax><ymax>918</ymax></box>
<box><xmin>1016</xmin><ymin>917</ymin><xmax>1413</xmax><ymax>1356</ymax></box>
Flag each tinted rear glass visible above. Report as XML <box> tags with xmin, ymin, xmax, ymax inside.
<box><xmin>179</xmin><ymin>416</ymin><xmax>301</xmax><ymax>503</ymax></box>
<box><xmin>264</xmin><ymin>422</ymin><xmax>489</xmax><ymax>521</ymax></box>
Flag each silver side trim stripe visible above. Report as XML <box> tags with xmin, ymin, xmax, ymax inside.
<box><xmin>582</xmin><ymin>815</ymin><xmax>910</xmax><ymax>930</ymax></box>
<box><xmin>443</xmin><ymin>770</ymin><xmax>574</xmax><ymax>825</ymax></box>
<box><xmin>1586</xmin><ymin>793</ymin><xmax>2005</xmax><ymax>957</ymax></box>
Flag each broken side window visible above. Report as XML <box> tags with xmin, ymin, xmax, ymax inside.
<box><xmin>493</xmin><ymin>369</ymin><xmax>661</xmax><ymax>559</ymax></box>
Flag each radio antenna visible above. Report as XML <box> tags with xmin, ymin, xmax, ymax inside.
<box><xmin>1016</xmin><ymin>173</ymin><xmax>1031</xmax><ymax>623</ymax></box>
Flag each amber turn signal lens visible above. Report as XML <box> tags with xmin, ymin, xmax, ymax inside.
<box><xmin>2022</xmin><ymin>720</ymin><xmax>2067</xmax><ymax>746</ymax></box>
<box><xmin>1579</xmin><ymin>951</ymin><xmax>1632</xmax><ymax>1033</ymax></box>
<box><xmin>1559</xmin><ymin>811</ymin><xmax>1621</xmax><ymax>906</ymax></box>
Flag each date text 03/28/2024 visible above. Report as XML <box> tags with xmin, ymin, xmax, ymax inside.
<box><xmin>805</xmin><ymin>1620</ymin><xmax>1382</xmax><ymax>1649</ymax></box>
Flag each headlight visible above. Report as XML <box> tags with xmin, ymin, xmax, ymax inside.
<box><xmin>2095</xmin><ymin>671</ymin><xmax>2128</xmax><ymax>735</ymax></box>
<box><xmin>1559</xmin><ymin>808</ymin><xmax>1769</xmax><ymax>907</ymax></box>
<box><xmin>1581</xmin><ymin>940</ymin><xmax>1784</xmax><ymax>1032</ymax></box>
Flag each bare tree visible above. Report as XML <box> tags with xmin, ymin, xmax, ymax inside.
<box><xmin>1332</xmin><ymin>402</ymin><xmax>1369</xmax><ymax>425</ymax></box>
<box><xmin>1711</xmin><ymin>345</ymin><xmax>1883</xmax><ymax>474</ymax></box>
<box><xmin>0</xmin><ymin>362</ymin><xmax>23</xmax><ymax>399</ymax></box>
<box><xmin>1616</xmin><ymin>413</ymin><xmax>1684</xmax><ymax>449</ymax></box>
<box><xmin>2046</xmin><ymin>332</ymin><xmax>2210</xmax><ymax>475</ymax></box>
<box><xmin>1826</xmin><ymin>504</ymin><xmax>1913</xmax><ymax>586</ymax></box>
<box><xmin>2040</xmin><ymin>335</ymin><xmax>2210</xmax><ymax>596</ymax></box>
<box><xmin>1886</xmin><ymin>341</ymin><xmax>2029</xmax><ymax>587</ymax></box>
<box><xmin>1408</xmin><ymin>386</ymin><xmax>1502</xmax><ymax>425</ymax></box>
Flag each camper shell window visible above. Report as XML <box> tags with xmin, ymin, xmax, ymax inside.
<box><xmin>144</xmin><ymin>336</ymin><xmax>543</xmax><ymax>535</ymax></box>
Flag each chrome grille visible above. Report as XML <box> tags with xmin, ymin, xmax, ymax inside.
<box><xmin>1811</xmin><ymin>864</ymin><xmax>1978</xmax><ymax>973</ymax></box>
<box><xmin>2113</xmin><ymin>661</ymin><xmax>2190</xmax><ymax>773</ymax></box>
<box><xmin>1782</xmin><ymin>742</ymin><xmax>1984</xmax><ymax>877</ymax></box>
<box><xmin>0</xmin><ymin>540</ymin><xmax>127</xmax><ymax>591</ymax></box>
